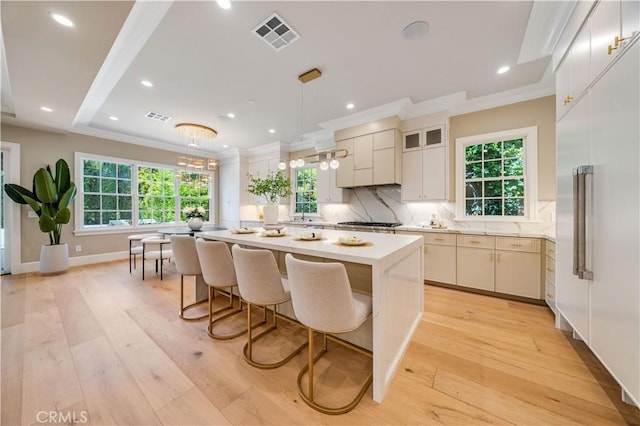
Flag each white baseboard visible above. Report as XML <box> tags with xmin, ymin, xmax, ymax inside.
<box><xmin>14</xmin><ymin>251</ymin><xmax>128</xmax><ymax>275</ymax></box>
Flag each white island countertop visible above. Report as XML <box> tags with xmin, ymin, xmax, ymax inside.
<box><xmin>200</xmin><ymin>228</ymin><xmax>423</xmax><ymax>265</ymax></box>
<box><xmin>199</xmin><ymin>228</ymin><xmax>424</xmax><ymax>404</ymax></box>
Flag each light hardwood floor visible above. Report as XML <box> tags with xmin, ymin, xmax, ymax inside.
<box><xmin>1</xmin><ymin>260</ymin><xmax>639</xmax><ymax>425</ymax></box>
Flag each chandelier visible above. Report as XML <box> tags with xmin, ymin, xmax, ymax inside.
<box><xmin>175</xmin><ymin>123</ymin><xmax>217</xmax><ymax>149</ymax></box>
<box><xmin>176</xmin><ymin>156</ymin><xmax>218</xmax><ymax>185</ymax></box>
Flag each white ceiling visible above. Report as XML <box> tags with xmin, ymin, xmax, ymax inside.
<box><xmin>1</xmin><ymin>1</ymin><xmax>569</xmax><ymax>156</ymax></box>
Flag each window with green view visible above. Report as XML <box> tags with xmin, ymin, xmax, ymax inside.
<box><xmin>179</xmin><ymin>172</ymin><xmax>210</xmax><ymax>221</ymax></box>
<box><xmin>138</xmin><ymin>166</ymin><xmax>176</xmax><ymax>224</ymax></box>
<box><xmin>463</xmin><ymin>138</ymin><xmax>525</xmax><ymax>217</ymax></box>
<box><xmin>294</xmin><ymin>167</ymin><xmax>317</xmax><ymax>214</ymax></box>
<box><xmin>83</xmin><ymin>159</ymin><xmax>132</xmax><ymax>226</ymax></box>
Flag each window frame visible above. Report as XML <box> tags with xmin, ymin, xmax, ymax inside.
<box><xmin>74</xmin><ymin>152</ymin><xmax>214</xmax><ymax>235</ymax></box>
<box><xmin>454</xmin><ymin>126</ymin><xmax>538</xmax><ymax>222</ymax></box>
<box><xmin>291</xmin><ymin>165</ymin><xmax>319</xmax><ymax>217</ymax></box>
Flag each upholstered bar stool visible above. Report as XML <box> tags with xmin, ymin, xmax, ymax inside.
<box><xmin>141</xmin><ymin>237</ymin><xmax>173</xmax><ymax>280</ymax></box>
<box><xmin>170</xmin><ymin>235</ymin><xmax>207</xmax><ymax>321</ymax></box>
<box><xmin>128</xmin><ymin>233</ymin><xmax>162</xmax><ymax>273</ymax></box>
<box><xmin>195</xmin><ymin>238</ymin><xmax>245</xmax><ymax>340</ymax></box>
<box><xmin>232</xmin><ymin>244</ymin><xmax>308</xmax><ymax>369</ymax></box>
<box><xmin>285</xmin><ymin>253</ymin><xmax>373</xmax><ymax>415</ymax></box>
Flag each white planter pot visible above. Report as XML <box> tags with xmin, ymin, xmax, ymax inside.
<box><xmin>188</xmin><ymin>217</ymin><xmax>203</xmax><ymax>230</ymax></box>
<box><xmin>263</xmin><ymin>203</ymin><xmax>279</xmax><ymax>225</ymax></box>
<box><xmin>40</xmin><ymin>243</ymin><xmax>69</xmax><ymax>275</ymax></box>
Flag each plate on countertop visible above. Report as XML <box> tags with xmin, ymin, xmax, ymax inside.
<box><xmin>338</xmin><ymin>236</ymin><xmax>367</xmax><ymax>246</ymax></box>
<box><xmin>294</xmin><ymin>231</ymin><xmax>324</xmax><ymax>241</ymax></box>
<box><xmin>231</xmin><ymin>227</ymin><xmax>256</xmax><ymax>234</ymax></box>
<box><xmin>260</xmin><ymin>229</ymin><xmax>287</xmax><ymax>237</ymax></box>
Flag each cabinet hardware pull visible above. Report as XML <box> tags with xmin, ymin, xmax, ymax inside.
<box><xmin>510</xmin><ymin>243</ymin><xmax>523</xmax><ymax>247</ymax></box>
<box><xmin>573</xmin><ymin>165</ymin><xmax>594</xmax><ymax>280</ymax></box>
<box><xmin>496</xmin><ymin>253</ymin><xmax>501</xmax><ymax>262</ymax></box>
<box><xmin>470</xmin><ymin>240</ymin><xmax>481</xmax><ymax>244</ymax></box>
<box><xmin>489</xmin><ymin>252</ymin><xmax>494</xmax><ymax>261</ymax></box>
<box><xmin>435</xmin><ymin>238</ymin><xmax>445</xmax><ymax>241</ymax></box>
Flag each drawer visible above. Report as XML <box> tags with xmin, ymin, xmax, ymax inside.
<box><xmin>545</xmin><ymin>279</ymin><xmax>556</xmax><ymax>301</ymax></box>
<box><xmin>546</xmin><ymin>255</ymin><xmax>556</xmax><ymax>284</ymax></box>
<box><xmin>496</xmin><ymin>237</ymin><xmax>540</xmax><ymax>253</ymax></box>
<box><xmin>457</xmin><ymin>234</ymin><xmax>495</xmax><ymax>249</ymax></box>
<box><xmin>546</xmin><ymin>241</ymin><xmax>556</xmax><ymax>258</ymax></box>
<box><xmin>424</xmin><ymin>233</ymin><xmax>456</xmax><ymax>246</ymax></box>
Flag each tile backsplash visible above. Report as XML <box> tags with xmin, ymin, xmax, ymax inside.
<box><xmin>318</xmin><ymin>186</ymin><xmax>556</xmax><ymax>236</ymax></box>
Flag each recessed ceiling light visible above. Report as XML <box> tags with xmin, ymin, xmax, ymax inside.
<box><xmin>109</xmin><ymin>116</ymin><xmax>119</xmax><ymax>121</ymax></box>
<box><xmin>402</xmin><ymin>21</ymin><xmax>429</xmax><ymax>40</ymax></box>
<box><xmin>227</xmin><ymin>113</ymin><xmax>235</xmax><ymax>119</ymax></box>
<box><xmin>141</xmin><ymin>80</ymin><xmax>153</xmax><ymax>87</ymax></box>
<box><xmin>346</xmin><ymin>103</ymin><xmax>355</xmax><ymax>110</ymax></box>
<box><xmin>50</xmin><ymin>13</ymin><xmax>74</xmax><ymax>28</ymax></box>
<box><xmin>40</xmin><ymin>106</ymin><xmax>53</xmax><ymax>112</ymax></box>
<box><xmin>497</xmin><ymin>66</ymin><xmax>510</xmax><ymax>74</ymax></box>
<box><xmin>248</xmin><ymin>99</ymin><xmax>255</xmax><ymax>104</ymax></box>
<box><xmin>268</xmin><ymin>129</ymin><xmax>275</xmax><ymax>134</ymax></box>
<box><xmin>217</xmin><ymin>0</ymin><xmax>232</xmax><ymax>9</ymax></box>
<box><xmin>223</xmin><ymin>144</ymin><xmax>229</xmax><ymax>148</ymax></box>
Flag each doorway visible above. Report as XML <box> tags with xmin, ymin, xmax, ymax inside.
<box><xmin>1</xmin><ymin>141</ymin><xmax>20</xmax><ymax>275</ymax></box>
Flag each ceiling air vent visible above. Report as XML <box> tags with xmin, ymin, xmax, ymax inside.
<box><xmin>145</xmin><ymin>111</ymin><xmax>172</xmax><ymax>122</ymax></box>
<box><xmin>253</xmin><ymin>13</ymin><xmax>300</xmax><ymax>51</ymax></box>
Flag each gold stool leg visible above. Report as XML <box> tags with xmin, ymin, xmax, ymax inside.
<box><xmin>242</xmin><ymin>305</ymin><xmax>308</xmax><ymax>369</ymax></box>
<box><xmin>296</xmin><ymin>331</ymin><xmax>373</xmax><ymax>415</ymax></box>
<box><xmin>179</xmin><ymin>275</ymin><xmax>207</xmax><ymax>321</ymax></box>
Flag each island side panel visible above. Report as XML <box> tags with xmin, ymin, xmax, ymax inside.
<box><xmin>372</xmin><ymin>241</ymin><xmax>424</xmax><ymax>403</ymax></box>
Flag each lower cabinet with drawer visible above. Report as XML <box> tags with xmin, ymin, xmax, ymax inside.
<box><xmin>495</xmin><ymin>237</ymin><xmax>542</xmax><ymax>299</ymax></box>
<box><xmin>456</xmin><ymin>234</ymin><xmax>495</xmax><ymax>291</ymax></box>
<box><xmin>423</xmin><ymin>233</ymin><xmax>456</xmax><ymax>284</ymax></box>
<box><xmin>545</xmin><ymin>240</ymin><xmax>556</xmax><ymax>313</ymax></box>
<box><xmin>456</xmin><ymin>234</ymin><xmax>543</xmax><ymax>299</ymax></box>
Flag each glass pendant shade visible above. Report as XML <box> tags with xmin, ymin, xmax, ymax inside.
<box><xmin>329</xmin><ymin>159</ymin><xmax>340</xmax><ymax>169</ymax></box>
<box><xmin>319</xmin><ymin>161</ymin><xmax>329</xmax><ymax>171</ymax></box>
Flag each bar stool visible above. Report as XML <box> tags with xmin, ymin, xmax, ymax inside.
<box><xmin>141</xmin><ymin>237</ymin><xmax>173</xmax><ymax>280</ymax></box>
<box><xmin>170</xmin><ymin>235</ymin><xmax>207</xmax><ymax>321</ymax></box>
<box><xmin>232</xmin><ymin>244</ymin><xmax>308</xmax><ymax>369</ymax></box>
<box><xmin>195</xmin><ymin>238</ymin><xmax>245</xmax><ymax>340</ymax></box>
<box><xmin>128</xmin><ymin>233</ymin><xmax>161</xmax><ymax>273</ymax></box>
<box><xmin>285</xmin><ymin>253</ymin><xmax>373</xmax><ymax>415</ymax></box>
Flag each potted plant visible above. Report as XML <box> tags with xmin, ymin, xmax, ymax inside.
<box><xmin>4</xmin><ymin>158</ymin><xmax>77</xmax><ymax>274</ymax></box>
<box><xmin>246</xmin><ymin>170</ymin><xmax>292</xmax><ymax>225</ymax></box>
<box><xmin>182</xmin><ymin>206</ymin><xmax>206</xmax><ymax>230</ymax></box>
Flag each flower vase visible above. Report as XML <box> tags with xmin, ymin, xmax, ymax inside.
<box><xmin>262</xmin><ymin>203</ymin><xmax>279</xmax><ymax>226</ymax></box>
<box><xmin>188</xmin><ymin>217</ymin><xmax>203</xmax><ymax>231</ymax></box>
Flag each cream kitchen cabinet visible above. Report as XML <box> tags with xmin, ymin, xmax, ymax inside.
<box><xmin>495</xmin><ymin>237</ymin><xmax>542</xmax><ymax>299</ymax></box>
<box><xmin>336</xmin><ymin>129</ymin><xmax>401</xmax><ymax>187</ymax></box>
<box><xmin>423</xmin><ymin>232</ymin><xmax>456</xmax><ymax>284</ymax></box>
<box><xmin>456</xmin><ymin>234</ymin><xmax>495</xmax><ymax>292</ymax></box>
<box><xmin>545</xmin><ymin>240</ymin><xmax>557</xmax><ymax>314</ymax></box>
<box><xmin>316</xmin><ymin>168</ymin><xmax>347</xmax><ymax>203</ymax></box>
<box><xmin>401</xmin><ymin>125</ymin><xmax>447</xmax><ymax>201</ymax></box>
<box><xmin>397</xmin><ymin>231</ymin><xmax>456</xmax><ymax>284</ymax></box>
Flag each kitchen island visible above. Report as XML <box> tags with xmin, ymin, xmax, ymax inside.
<box><xmin>199</xmin><ymin>228</ymin><xmax>424</xmax><ymax>403</ymax></box>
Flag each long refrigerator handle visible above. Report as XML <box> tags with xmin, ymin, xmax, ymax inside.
<box><xmin>573</xmin><ymin>165</ymin><xmax>593</xmax><ymax>280</ymax></box>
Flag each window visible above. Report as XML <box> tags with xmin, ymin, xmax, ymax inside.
<box><xmin>75</xmin><ymin>153</ymin><xmax>214</xmax><ymax>233</ymax></box>
<box><xmin>294</xmin><ymin>167</ymin><xmax>318</xmax><ymax>215</ymax></box>
<box><xmin>455</xmin><ymin>126</ymin><xmax>537</xmax><ymax>221</ymax></box>
<box><xmin>83</xmin><ymin>159</ymin><xmax>132</xmax><ymax>226</ymax></box>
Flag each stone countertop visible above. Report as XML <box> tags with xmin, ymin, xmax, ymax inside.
<box><xmin>240</xmin><ymin>220</ymin><xmax>556</xmax><ymax>242</ymax></box>
<box><xmin>395</xmin><ymin>225</ymin><xmax>556</xmax><ymax>241</ymax></box>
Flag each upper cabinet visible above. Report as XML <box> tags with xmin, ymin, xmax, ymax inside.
<box><xmin>401</xmin><ymin>124</ymin><xmax>448</xmax><ymax>201</ymax></box>
<box><xmin>557</xmin><ymin>0</ymin><xmax>640</xmax><ymax>120</ymax></box>
<box><xmin>316</xmin><ymin>168</ymin><xmax>347</xmax><ymax>203</ymax></box>
<box><xmin>336</xmin><ymin>128</ymin><xmax>402</xmax><ymax>188</ymax></box>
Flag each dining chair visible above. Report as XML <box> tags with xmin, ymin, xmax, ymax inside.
<box><xmin>170</xmin><ymin>235</ymin><xmax>207</xmax><ymax>321</ymax></box>
<box><xmin>285</xmin><ymin>253</ymin><xmax>373</xmax><ymax>415</ymax></box>
<box><xmin>128</xmin><ymin>233</ymin><xmax>162</xmax><ymax>273</ymax></box>
<box><xmin>141</xmin><ymin>236</ymin><xmax>173</xmax><ymax>280</ymax></box>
